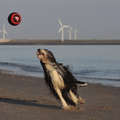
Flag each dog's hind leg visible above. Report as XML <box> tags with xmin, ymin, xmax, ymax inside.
<box><xmin>54</xmin><ymin>87</ymin><xmax>70</xmax><ymax>110</ymax></box>
<box><xmin>69</xmin><ymin>90</ymin><xmax>78</xmax><ymax>105</ymax></box>
<box><xmin>62</xmin><ymin>90</ymin><xmax>76</xmax><ymax>107</ymax></box>
<box><xmin>69</xmin><ymin>87</ymin><xmax>85</xmax><ymax>105</ymax></box>
<box><xmin>78</xmin><ymin>96</ymin><xmax>85</xmax><ymax>104</ymax></box>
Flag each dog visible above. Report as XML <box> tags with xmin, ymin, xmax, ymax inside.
<box><xmin>36</xmin><ymin>49</ymin><xmax>87</xmax><ymax>110</ymax></box>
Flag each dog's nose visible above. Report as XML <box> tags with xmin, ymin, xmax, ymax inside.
<box><xmin>37</xmin><ymin>49</ymin><xmax>40</xmax><ymax>51</ymax></box>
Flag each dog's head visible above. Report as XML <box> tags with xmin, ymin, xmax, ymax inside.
<box><xmin>36</xmin><ymin>49</ymin><xmax>57</xmax><ymax>63</ymax></box>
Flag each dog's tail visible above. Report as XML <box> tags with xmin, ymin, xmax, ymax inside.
<box><xmin>76</xmin><ymin>80</ymin><xmax>88</xmax><ymax>87</ymax></box>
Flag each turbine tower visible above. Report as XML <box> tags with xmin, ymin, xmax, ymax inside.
<box><xmin>58</xmin><ymin>19</ymin><xmax>70</xmax><ymax>42</ymax></box>
<box><xmin>73</xmin><ymin>28</ymin><xmax>78</xmax><ymax>40</ymax></box>
<box><xmin>0</xmin><ymin>24</ymin><xmax>8</xmax><ymax>39</ymax></box>
<box><xmin>67</xmin><ymin>27</ymin><xmax>73</xmax><ymax>40</ymax></box>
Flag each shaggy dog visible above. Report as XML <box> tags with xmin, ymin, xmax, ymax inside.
<box><xmin>36</xmin><ymin>49</ymin><xmax>86</xmax><ymax>110</ymax></box>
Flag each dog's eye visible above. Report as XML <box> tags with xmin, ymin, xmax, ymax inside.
<box><xmin>41</xmin><ymin>53</ymin><xmax>44</xmax><ymax>56</ymax></box>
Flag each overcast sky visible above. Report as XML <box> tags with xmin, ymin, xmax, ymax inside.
<box><xmin>0</xmin><ymin>0</ymin><xmax>120</xmax><ymax>40</ymax></box>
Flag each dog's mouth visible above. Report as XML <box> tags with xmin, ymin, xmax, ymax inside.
<box><xmin>37</xmin><ymin>49</ymin><xmax>44</xmax><ymax>57</ymax></box>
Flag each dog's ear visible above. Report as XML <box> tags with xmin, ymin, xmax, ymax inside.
<box><xmin>44</xmin><ymin>49</ymin><xmax>57</xmax><ymax>63</ymax></box>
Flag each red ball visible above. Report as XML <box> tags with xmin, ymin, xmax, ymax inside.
<box><xmin>8</xmin><ymin>12</ymin><xmax>21</xmax><ymax>26</ymax></box>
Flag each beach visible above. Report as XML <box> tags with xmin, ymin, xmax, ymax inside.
<box><xmin>0</xmin><ymin>71</ymin><xmax>120</xmax><ymax>120</ymax></box>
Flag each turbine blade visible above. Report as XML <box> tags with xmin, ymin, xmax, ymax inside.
<box><xmin>58</xmin><ymin>27</ymin><xmax>62</xmax><ymax>33</ymax></box>
<box><xmin>0</xmin><ymin>30</ymin><xmax>2</xmax><ymax>32</ymax></box>
<box><xmin>63</xmin><ymin>25</ymin><xmax>70</xmax><ymax>28</ymax></box>
<box><xmin>73</xmin><ymin>28</ymin><xmax>78</xmax><ymax>32</ymax></box>
<box><xmin>4</xmin><ymin>30</ymin><xmax>8</xmax><ymax>35</ymax></box>
<box><xmin>59</xmin><ymin>19</ymin><xmax>63</xmax><ymax>26</ymax></box>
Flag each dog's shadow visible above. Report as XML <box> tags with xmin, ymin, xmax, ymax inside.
<box><xmin>0</xmin><ymin>96</ymin><xmax>61</xmax><ymax>110</ymax></box>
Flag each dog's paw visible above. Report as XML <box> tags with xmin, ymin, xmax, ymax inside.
<box><xmin>69</xmin><ymin>105</ymin><xmax>75</xmax><ymax>110</ymax></box>
<box><xmin>62</xmin><ymin>106</ymin><xmax>70</xmax><ymax>111</ymax></box>
<box><xmin>78</xmin><ymin>97</ymin><xmax>85</xmax><ymax>104</ymax></box>
<box><xmin>79</xmin><ymin>99</ymin><xmax>85</xmax><ymax>104</ymax></box>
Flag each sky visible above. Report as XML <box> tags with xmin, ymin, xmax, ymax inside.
<box><xmin>0</xmin><ymin>0</ymin><xmax>120</xmax><ymax>40</ymax></box>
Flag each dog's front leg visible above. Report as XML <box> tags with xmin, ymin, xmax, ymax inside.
<box><xmin>54</xmin><ymin>86</ymin><xmax>70</xmax><ymax>110</ymax></box>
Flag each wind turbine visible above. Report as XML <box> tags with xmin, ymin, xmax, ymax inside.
<box><xmin>73</xmin><ymin>28</ymin><xmax>78</xmax><ymax>40</ymax></box>
<box><xmin>0</xmin><ymin>24</ymin><xmax>8</xmax><ymax>39</ymax></box>
<box><xmin>67</xmin><ymin>27</ymin><xmax>73</xmax><ymax>40</ymax></box>
<box><xmin>58</xmin><ymin>19</ymin><xmax>70</xmax><ymax>42</ymax></box>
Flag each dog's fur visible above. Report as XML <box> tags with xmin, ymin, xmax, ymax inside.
<box><xmin>36</xmin><ymin>49</ymin><xmax>85</xmax><ymax>110</ymax></box>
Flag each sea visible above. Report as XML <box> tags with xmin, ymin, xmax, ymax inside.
<box><xmin>0</xmin><ymin>45</ymin><xmax>120</xmax><ymax>87</ymax></box>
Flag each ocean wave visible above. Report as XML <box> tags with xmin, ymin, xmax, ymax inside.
<box><xmin>73</xmin><ymin>69</ymin><xmax>101</xmax><ymax>75</ymax></box>
<box><xmin>0</xmin><ymin>62</ymin><xmax>43</xmax><ymax>73</ymax></box>
<box><xmin>75</xmin><ymin>76</ymin><xmax>120</xmax><ymax>82</ymax></box>
<box><xmin>73</xmin><ymin>69</ymin><xmax>120</xmax><ymax>81</ymax></box>
<box><xmin>0</xmin><ymin>62</ymin><xmax>120</xmax><ymax>82</ymax></box>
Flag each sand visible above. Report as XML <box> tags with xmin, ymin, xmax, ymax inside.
<box><xmin>0</xmin><ymin>71</ymin><xmax>120</xmax><ymax>120</ymax></box>
<box><xmin>0</xmin><ymin>39</ymin><xmax>11</xmax><ymax>43</ymax></box>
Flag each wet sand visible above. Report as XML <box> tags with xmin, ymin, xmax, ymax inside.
<box><xmin>0</xmin><ymin>71</ymin><xmax>120</xmax><ymax>120</ymax></box>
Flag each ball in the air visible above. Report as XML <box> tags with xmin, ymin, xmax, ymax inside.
<box><xmin>8</xmin><ymin>12</ymin><xmax>21</xmax><ymax>26</ymax></box>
